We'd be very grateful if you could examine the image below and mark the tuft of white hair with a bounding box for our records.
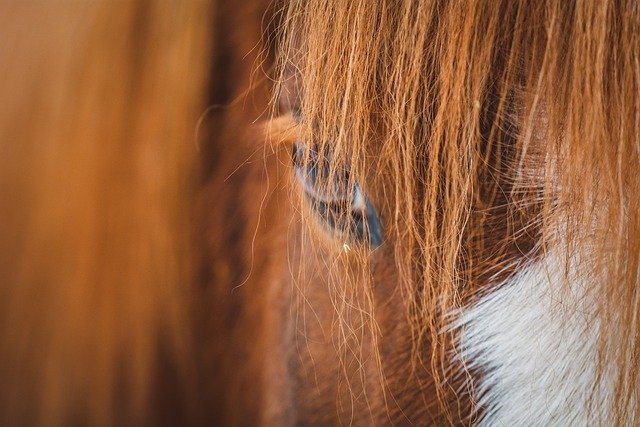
[455,250,629,426]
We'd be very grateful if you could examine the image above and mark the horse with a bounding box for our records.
[1,0,639,425]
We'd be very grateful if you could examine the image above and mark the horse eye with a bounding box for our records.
[292,142,383,248]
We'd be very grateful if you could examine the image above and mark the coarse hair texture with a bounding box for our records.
[2,0,640,425]
[0,2,212,425]
[275,0,640,424]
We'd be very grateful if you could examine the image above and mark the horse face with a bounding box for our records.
[205,44,480,425]
[208,1,640,424]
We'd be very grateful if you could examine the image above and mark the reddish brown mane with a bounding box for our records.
[1,1,639,425]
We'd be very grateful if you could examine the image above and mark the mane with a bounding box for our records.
[276,0,640,423]
[1,0,639,424]
[0,3,212,424]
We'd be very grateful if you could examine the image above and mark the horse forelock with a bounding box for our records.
[273,0,640,424]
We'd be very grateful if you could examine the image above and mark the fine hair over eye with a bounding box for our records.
[0,0,639,426]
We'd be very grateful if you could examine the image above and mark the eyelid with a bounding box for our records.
[292,142,383,248]
[292,143,351,202]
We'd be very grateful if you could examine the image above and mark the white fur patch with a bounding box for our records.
[455,252,621,426]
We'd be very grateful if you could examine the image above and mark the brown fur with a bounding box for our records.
[274,0,640,423]
[1,0,639,425]
[0,2,211,425]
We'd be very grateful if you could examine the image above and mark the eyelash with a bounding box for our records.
[291,142,383,248]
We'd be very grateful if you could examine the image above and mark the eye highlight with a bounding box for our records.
[292,142,383,248]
